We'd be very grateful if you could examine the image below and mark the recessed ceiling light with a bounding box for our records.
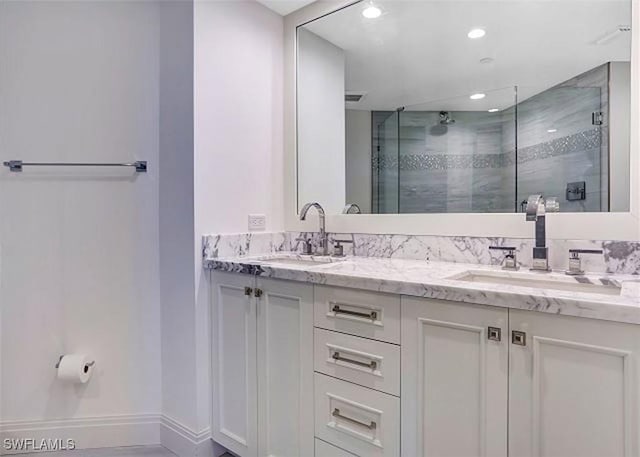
[470,93,486,100]
[468,28,486,39]
[488,108,499,113]
[362,5,382,19]
[547,128,557,133]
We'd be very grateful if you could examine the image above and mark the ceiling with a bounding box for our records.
[302,0,632,111]
[256,0,316,16]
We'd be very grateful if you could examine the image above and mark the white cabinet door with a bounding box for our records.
[401,297,508,457]
[256,278,314,457]
[211,271,258,457]
[509,310,640,457]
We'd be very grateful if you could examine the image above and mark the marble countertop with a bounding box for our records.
[204,253,640,325]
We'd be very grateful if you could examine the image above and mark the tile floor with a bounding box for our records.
[18,445,177,457]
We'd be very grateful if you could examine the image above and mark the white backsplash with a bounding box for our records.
[202,232,288,259]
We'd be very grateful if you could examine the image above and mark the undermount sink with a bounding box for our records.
[256,254,345,267]
[450,270,622,296]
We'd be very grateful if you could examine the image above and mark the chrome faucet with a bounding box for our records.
[299,202,328,255]
[342,203,362,214]
[525,194,559,271]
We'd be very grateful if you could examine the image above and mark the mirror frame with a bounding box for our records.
[284,0,640,240]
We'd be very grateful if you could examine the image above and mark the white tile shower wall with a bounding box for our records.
[203,232,640,275]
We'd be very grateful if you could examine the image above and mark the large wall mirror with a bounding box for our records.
[296,0,632,216]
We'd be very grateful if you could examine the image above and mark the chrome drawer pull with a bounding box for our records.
[332,351,377,370]
[332,408,377,430]
[332,305,377,320]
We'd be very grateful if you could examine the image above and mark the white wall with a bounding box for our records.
[159,0,198,438]
[297,28,346,215]
[0,0,161,445]
[0,0,293,454]
[345,109,372,213]
[195,1,285,236]
[194,0,284,434]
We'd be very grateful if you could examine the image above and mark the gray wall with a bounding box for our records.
[346,109,372,213]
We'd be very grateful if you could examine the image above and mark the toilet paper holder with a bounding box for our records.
[55,355,95,369]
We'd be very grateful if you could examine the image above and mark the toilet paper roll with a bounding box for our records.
[57,354,95,384]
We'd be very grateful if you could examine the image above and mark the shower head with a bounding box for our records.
[439,111,455,125]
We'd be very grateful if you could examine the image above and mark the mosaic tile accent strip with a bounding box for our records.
[516,128,603,165]
[373,128,603,171]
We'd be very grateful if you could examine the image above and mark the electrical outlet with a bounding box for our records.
[248,214,266,232]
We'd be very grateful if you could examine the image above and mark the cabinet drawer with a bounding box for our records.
[314,286,400,344]
[315,439,357,457]
[314,328,400,396]
[314,373,400,457]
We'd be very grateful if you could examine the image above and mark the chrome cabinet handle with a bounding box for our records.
[512,330,527,346]
[332,305,377,320]
[332,408,376,430]
[488,327,502,342]
[332,351,377,370]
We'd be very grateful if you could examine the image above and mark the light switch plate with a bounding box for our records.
[248,214,266,232]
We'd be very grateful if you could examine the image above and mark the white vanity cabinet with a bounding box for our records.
[210,272,314,457]
[401,298,640,457]
[508,309,640,457]
[210,271,640,457]
[313,286,401,457]
[401,297,509,457]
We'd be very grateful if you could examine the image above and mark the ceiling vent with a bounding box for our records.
[345,92,366,103]
[595,26,631,45]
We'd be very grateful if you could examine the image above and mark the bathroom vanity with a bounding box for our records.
[206,253,640,457]
[205,0,640,454]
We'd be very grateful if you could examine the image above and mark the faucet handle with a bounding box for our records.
[332,239,353,257]
[489,246,518,271]
[566,249,603,276]
[295,237,313,255]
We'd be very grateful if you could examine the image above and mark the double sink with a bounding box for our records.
[255,254,622,297]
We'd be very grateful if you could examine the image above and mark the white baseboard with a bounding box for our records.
[0,414,161,455]
[0,415,228,457]
[161,416,212,457]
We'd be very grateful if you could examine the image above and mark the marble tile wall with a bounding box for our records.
[516,64,608,212]
[202,232,288,259]
[202,231,640,275]
[372,64,611,213]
